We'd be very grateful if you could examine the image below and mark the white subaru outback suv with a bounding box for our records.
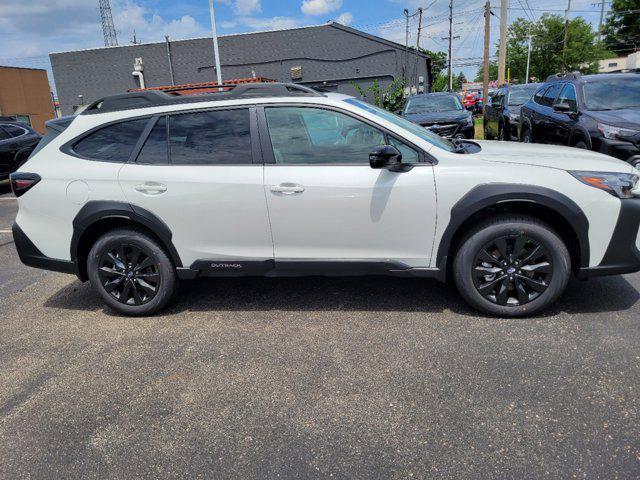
[11,83,640,317]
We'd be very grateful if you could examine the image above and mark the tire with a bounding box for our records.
[574,141,588,149]
[521,127,533,143]
[87,228,177,316]
[453,215,571,317]
[498,123,506,141]
[483,119,493,140]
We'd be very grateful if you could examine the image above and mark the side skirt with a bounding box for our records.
[177,259,444,281]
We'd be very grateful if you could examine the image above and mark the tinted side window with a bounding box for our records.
[265,107,385,164]
[137,117,168,164]
[4,125,26,137]
[169,109,252,165]
[74,118,149,161]
[533,87,547,104]
[541,84,561,107]
[556,84,577,111]
[389,136,420,163]
[0,127,10,140]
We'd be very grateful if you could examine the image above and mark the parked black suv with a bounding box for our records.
[402,92,475,139]
[484,83,541,140]
[0,122,41,180]
[519,72,640,166]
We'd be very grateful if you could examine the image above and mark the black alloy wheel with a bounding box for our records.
[473,234,552,306]
[88,228,177,316]
[98,244,160,306]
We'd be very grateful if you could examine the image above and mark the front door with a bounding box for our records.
[118,107,273,271]
[260,105,437,272]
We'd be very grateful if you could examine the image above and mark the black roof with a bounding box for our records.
[81,82,324,115]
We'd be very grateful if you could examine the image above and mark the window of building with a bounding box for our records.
[73,118,149,161]
[168,109,253,165]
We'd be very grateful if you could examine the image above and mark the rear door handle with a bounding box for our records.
[134,182,167,195]
[270,183,305,194]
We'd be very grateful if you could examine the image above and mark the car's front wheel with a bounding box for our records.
[521,127,533,143]
[87,228,177,316]
[453,216,571,317]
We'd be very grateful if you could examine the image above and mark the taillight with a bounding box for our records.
[10,173,41,197]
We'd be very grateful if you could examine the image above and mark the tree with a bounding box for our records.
[476,15,608,84]
[603,0,640,55]
[456,71,468,88]
[475,62,498,82]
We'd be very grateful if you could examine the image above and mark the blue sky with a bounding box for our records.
[0,0,611,89]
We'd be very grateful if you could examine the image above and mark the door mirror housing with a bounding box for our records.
[553,102,573,113]
[369,145,411,172]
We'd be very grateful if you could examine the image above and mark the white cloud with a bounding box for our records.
[218,0,262,16]
[239,16,303,30]
[335,12,353,26]
[301,0,342,16]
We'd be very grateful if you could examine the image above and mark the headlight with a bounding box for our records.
[570,171,639,198]
[597,123,639,140]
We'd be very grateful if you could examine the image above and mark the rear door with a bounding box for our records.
[118,107,273,271]
[259,105,437,271]
[537,84,562,143]
[0,126,14,176]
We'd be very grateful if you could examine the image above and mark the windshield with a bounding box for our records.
[508,85,538,106]
[404,95,463,114]
[344,98,455,152]
[583,77,640,110]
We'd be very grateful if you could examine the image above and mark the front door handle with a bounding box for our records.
[134,182,167,195]
[270,183,305,194]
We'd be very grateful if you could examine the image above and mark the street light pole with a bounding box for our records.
[525,34,532,83]
[208,0,223,90]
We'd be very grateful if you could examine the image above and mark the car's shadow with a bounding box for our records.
[44,274,639,318]
[0,180,12,195]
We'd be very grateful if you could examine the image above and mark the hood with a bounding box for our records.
[585,108,640,129]
[471,140,635,173]
[404,110,470,125]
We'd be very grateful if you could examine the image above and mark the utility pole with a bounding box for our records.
[448,0,454,91]
[404,9,410,79]
[525,34,532,83]
[562,0,572,69]
[497,0,508,85]
[598,0,606,41]
[416,7,423,88]
[208,0,223,89]
[482,1,491,114]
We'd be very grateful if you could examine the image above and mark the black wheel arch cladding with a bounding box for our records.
[71,201,183,276]
[436,183,591,270]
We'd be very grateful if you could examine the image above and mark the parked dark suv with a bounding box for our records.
[519,72,640,166]
[402,92,474,139]
[484,83,541,140]
[0,122,41,180]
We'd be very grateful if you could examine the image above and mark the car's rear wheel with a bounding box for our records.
[498,123,506,141]
[574,141,588,149]
[483,119,493,140]
[453,215,571,317]
[521,127,533,143]
[87,228,177,316]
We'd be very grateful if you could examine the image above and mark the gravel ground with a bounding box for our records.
[1,186,639,479]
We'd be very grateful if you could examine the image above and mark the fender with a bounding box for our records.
[435,183,591,270]
[71,200,183,267]
[569,127,592,149]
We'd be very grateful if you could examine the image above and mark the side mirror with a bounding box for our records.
[553,102,572,113]
[369,145,411,172]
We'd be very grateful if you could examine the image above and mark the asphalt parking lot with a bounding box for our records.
[1,183,639,479]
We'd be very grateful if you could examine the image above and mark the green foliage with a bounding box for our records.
[431,72,449,92]
[475,62,498,82]
[476,14,609,83]
[603,0,640,55]
[352,77,407,112]
[457,71,468,86]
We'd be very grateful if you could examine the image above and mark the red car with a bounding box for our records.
[463,92,483,113]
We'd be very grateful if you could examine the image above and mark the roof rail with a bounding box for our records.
[81,82,324,115]
[545,71,582,82]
